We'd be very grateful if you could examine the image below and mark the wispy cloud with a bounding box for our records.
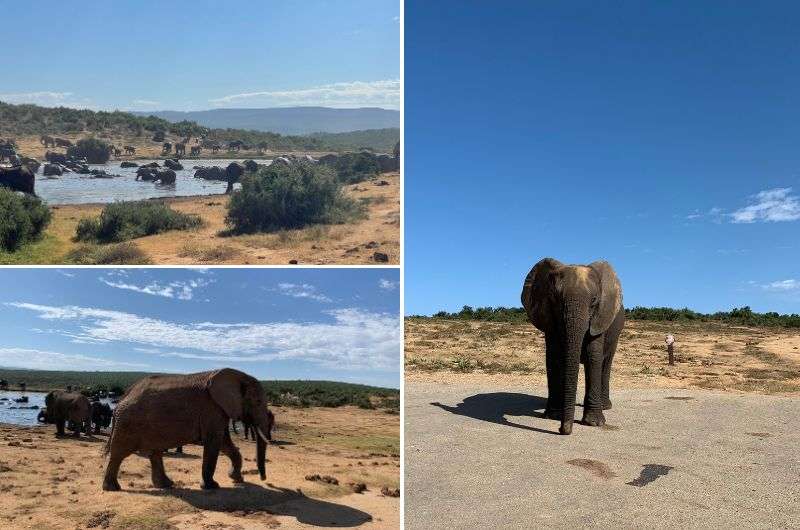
[57,270,76,278]
[6,303,400,371]
[729,188,800,223]
[99,276,213,300]
[275,283,332,303]
[762,279,800,292]
[0,91,95,109]
[379,279,398,290]
[0,347,148,371]
[209,80,400,109]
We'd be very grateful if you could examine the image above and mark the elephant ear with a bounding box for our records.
[521,258,563,332]
[207,369,244,420]
[588,261,622,336]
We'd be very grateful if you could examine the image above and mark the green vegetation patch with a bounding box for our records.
[0,188,52,252]
[225,162,364,234]
[66,137,110,164]
[65,242,151,264]
[74,201,201,243]
[309,128,400,152]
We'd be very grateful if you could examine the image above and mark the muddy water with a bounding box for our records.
[0,390,114,427]
[35,158,270,205]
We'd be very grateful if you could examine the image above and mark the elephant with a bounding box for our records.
[43,163,63,176]
[44,390,91,437]
[40,135,56,148]
[521,258,625,435]
[45,151,68,164]
[163,158,183,171]
[120,161,138,168]
[0,165,36,194]
[0,146,16,162]
[256,141,268,153]
[54,138,73,148]
[136,167,157,181]
[242,159,259,173]
[101,368,275,491]
[90,401,113,433]
[155,169,176,184]
[190,145,201,156]
[162,142,172,154]
[227,140,243,151]
[20,157,41,173]
[225,162,245,194]
[174,143,186,156]
[193,166,225,181]
[124,145,136,155]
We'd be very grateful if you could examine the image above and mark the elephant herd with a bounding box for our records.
[30,368,276,492]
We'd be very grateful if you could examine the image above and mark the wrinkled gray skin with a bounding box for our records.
[44,390,91,437]
[521,258,624,435]
[102,368,275,491]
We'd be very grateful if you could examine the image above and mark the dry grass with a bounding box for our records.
[405,318,800,396]
[0,405,399,529]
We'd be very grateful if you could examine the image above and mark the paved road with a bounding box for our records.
[405,381,800,529]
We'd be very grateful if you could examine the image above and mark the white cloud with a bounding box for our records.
[0,347,148,371]
[57,270,76,278]
[729,188,800,223]
[762,279,800,292]
[276,283,332,303]
[99,277,213,300]
[0,91,96,109]
[209,80,400,109]
[6,303,400,371]
[379,279,398,290]
[131,99,160,107]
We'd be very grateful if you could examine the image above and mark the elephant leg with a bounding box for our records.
[55,418,65,436]
[581,337,606,427]
[149,451,174,489]
[543,333,563,419]
[201,435,222,489]
[601,334,620,411]
[221,429,244,483]
[102,446,129,491]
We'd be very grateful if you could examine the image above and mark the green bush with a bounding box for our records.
[225,162,364,233]
[0,188,52,251]
[74,201,201,243]
[67,137,110,163]
[327,152,381,184]
[66,242,151,264]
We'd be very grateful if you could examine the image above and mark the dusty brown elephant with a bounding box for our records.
[521,258,624,435]
[101,368,275,491]
[44,390,91,437]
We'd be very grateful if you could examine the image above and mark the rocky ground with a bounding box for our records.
[0,405,399,529]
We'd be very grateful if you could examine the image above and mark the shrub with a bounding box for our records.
[74,201,201,243]
[326,152,381,184]
[66,242,151,264]
[66,137,110,164]
[225,162,364,233]
[0,188,52,251]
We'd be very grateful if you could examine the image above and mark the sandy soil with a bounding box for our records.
[0,406,399,529]
[41,171,399,265]
[405,318,800,395]
[13,134,333,161]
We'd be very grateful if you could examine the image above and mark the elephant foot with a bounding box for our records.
[581,409,606,427]
[229,470,244,483]
[201,479,220,490]
[153,477,174,489]
[559,421,573,435]
[102,479,121,492]
[543,407,562,420]
[602,399,612,410]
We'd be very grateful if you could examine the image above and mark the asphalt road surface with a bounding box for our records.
[405,381,800,529]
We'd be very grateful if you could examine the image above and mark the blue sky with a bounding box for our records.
[2,0,399,111]
[406,1,800,316]
[0,268,400,388]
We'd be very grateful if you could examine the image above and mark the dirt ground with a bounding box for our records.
[25,171,399,265]
[13,134,333,161]
[405,318,800,395]
[0,406,399,530]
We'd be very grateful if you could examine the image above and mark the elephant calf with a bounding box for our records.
[521,258,625,435]
[102,368,275,491]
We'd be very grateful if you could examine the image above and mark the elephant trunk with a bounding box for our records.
[560,298,588,435]
[254,410,271,480]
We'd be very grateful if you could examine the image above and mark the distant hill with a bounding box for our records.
[311,128,399,153]
[133,107,400,135]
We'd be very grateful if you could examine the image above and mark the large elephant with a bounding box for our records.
[225,162,245,194]
[90,401,113,433]
[101,368,275,491]
[521,258,624,435]
[44,390,91,437]
[0,165,36,194]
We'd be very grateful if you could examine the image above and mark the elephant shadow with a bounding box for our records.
[431,392,562,435]
[133,482,373,527]
[54,433,104,443]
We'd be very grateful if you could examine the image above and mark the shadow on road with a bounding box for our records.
[131,482,373,527]
[431,392,561,435]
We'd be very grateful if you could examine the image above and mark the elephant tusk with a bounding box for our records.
[256,427,270,444]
